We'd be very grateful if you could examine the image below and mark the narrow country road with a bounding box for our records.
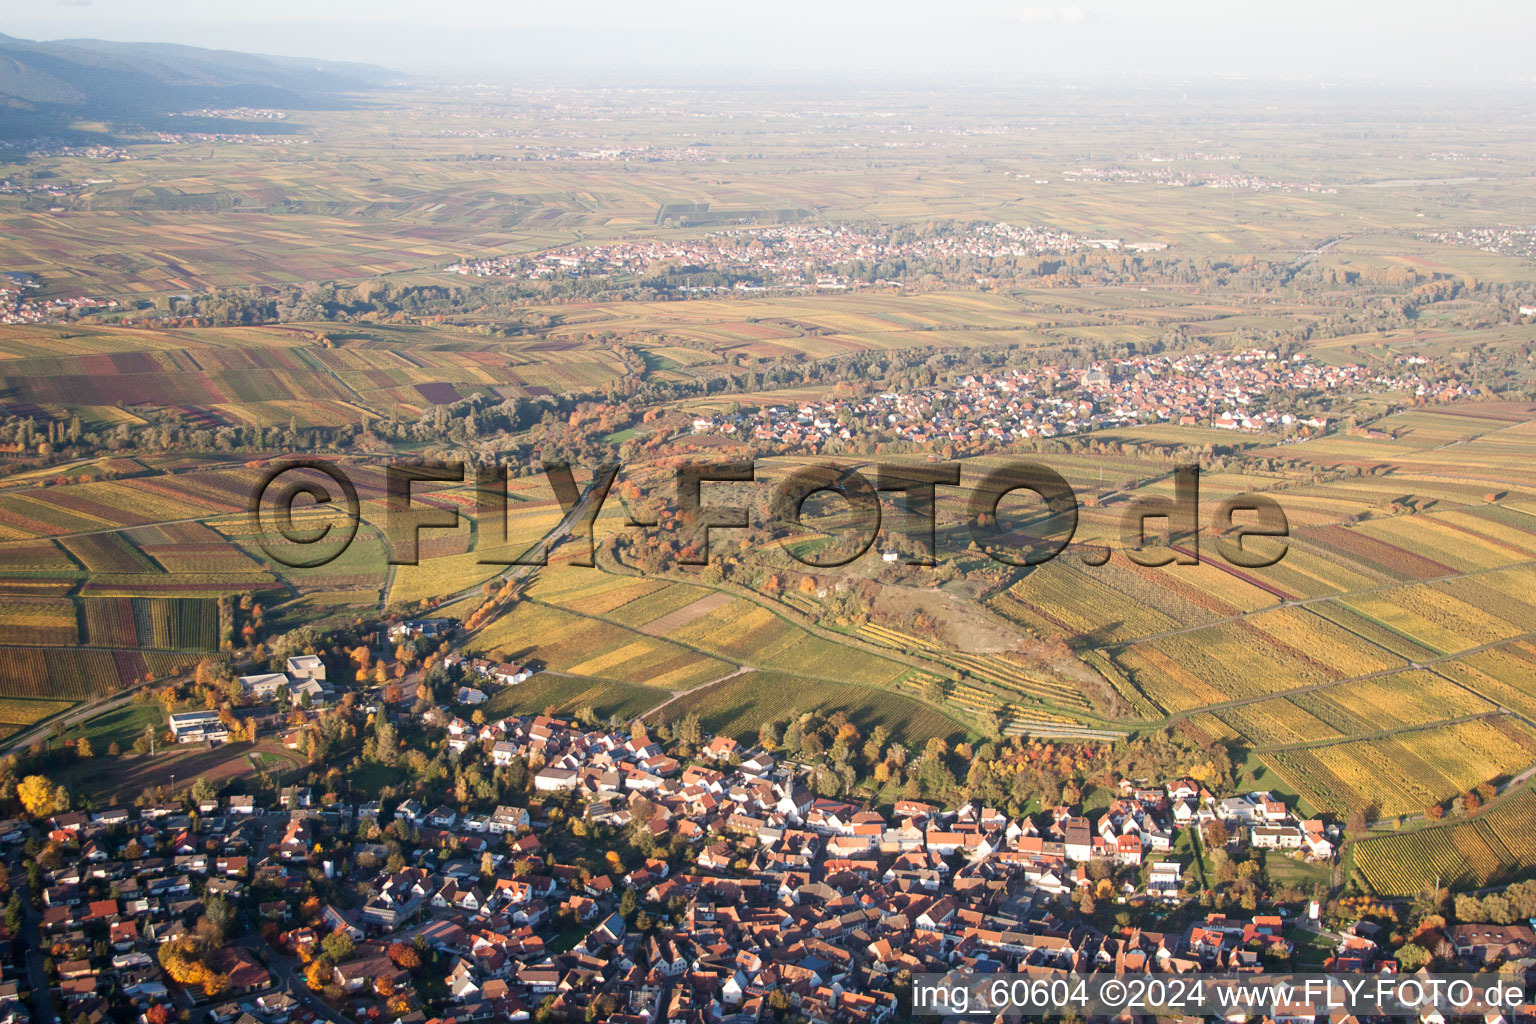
[14,869,58,1024]
[642,665,755,722]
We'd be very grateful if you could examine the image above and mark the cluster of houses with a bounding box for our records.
[0,178,90,199]
[388,619,457,643]
[446,221,1116,291]
[1218,793,1338,860]
[250,713,1354,1022]
[8,800,273,1024]
[0,283,118,325]
[1061,163,1337,194]
[0,704,1428,1024]
[691,351,1468,448]
[441,655,534,706]
[1425,226,1536,264]
[426,137,714,163]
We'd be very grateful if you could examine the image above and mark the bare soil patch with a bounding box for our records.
[638,591,734,636]
[873,584,1026,653]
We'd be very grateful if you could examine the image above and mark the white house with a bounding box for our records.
[1251,825,1304,850]
[1301,820,1335,859]
[488,806,530,834]
[238,672,288,700]
[1148,860,1182,896]
[490,663,532,685]
[534,768,579,792]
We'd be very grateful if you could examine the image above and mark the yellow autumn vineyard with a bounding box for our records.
[1356,790,1536,895]
[1262,717,1536,817]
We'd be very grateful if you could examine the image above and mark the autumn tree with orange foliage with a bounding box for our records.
[304,960,331,991]
[386,941,421,970]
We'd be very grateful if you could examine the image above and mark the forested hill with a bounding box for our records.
[0,33,398,136]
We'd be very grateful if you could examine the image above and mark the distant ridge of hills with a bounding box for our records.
[0,33,400,135]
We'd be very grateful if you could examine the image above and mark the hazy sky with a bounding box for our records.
[5,0,1534,86]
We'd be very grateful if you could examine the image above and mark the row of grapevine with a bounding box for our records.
[83,598,218,650]
[1355,790,1536,895]
[858,622,1093,711]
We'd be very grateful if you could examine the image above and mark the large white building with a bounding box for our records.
[169,710,228,744]
[286,655,326,683]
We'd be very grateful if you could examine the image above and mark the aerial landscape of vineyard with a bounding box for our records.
[5,32,1536,976]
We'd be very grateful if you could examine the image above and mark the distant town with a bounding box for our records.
[447,223,1169,292]
[1425,226,1536,263]
[0,280,117,325]
[1055,166,1338,194]
[690,351,1471,448]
